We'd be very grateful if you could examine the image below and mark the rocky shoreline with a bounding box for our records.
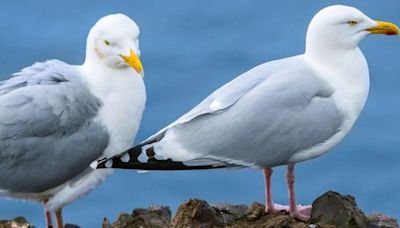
[1,191,398,228]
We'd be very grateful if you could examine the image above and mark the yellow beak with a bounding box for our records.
[366,20,400,35]
[120,49,144,77]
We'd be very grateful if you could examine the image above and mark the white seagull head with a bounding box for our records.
[85,13,143,75]
[306,5,399,53]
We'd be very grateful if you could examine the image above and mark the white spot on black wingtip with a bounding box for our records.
[90,161,98,169]
[105,160,113,168]
[153,145,167,160]
[137,152,149,163]
[154,153,166,160]
[120,153,130,163]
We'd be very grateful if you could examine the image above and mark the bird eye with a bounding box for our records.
[104,40,111,46]
[348,21,358,26]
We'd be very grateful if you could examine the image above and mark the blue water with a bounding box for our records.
[0,0,399,227]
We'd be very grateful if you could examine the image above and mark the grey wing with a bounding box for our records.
[165,70,345,167]
[98,56,344,170]
[0,60,109,193]
[145,61,274,142]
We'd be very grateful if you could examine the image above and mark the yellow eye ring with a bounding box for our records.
[348,21,358,26]
[104,40,111,46]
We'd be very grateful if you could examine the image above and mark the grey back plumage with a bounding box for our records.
[145,58,279,143]
[0,60,109,193]
[129,56,345,169]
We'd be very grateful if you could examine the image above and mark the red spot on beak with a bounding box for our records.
[386,31,398,36]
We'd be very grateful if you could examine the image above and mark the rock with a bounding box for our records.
[111,213,131,228]
[112,205,171,228]
[130,205,171,228]
[228,202,308,228]
[172,199,224,228]
[310,191,368,228]
[213,203,248,224]
[367,213,399,228]
[102,217,112,228]
[172,200,311,228]
[243,202,266,221]
[0,217,34,228]
[110,191,397,228]
[6,190,398,228]
[0,217,81,228]
[64,224,81,228]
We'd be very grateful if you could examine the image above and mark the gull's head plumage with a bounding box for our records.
[306,5,399,53]
[85,13,143,74]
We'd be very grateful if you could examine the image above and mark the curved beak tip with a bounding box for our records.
[367,20,400,36]
[120,49,144,75]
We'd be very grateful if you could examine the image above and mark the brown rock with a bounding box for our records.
[0,217,34,228]
[367,213,399,228]
[112,205,171,228]
[102,217,112,228]
[111,213,133,228]
[172,199,224,228]
[213,203,248,224]
[64,224,80,228]
[5,190,386,228]
[228,202,308,228]
[310,191,368,228]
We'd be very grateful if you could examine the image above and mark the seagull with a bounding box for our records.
[0,14,145,228]
[95,5,399,221]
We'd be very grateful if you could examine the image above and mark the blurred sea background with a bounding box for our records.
[0,0,399,227]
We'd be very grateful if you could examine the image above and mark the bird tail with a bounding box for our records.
[92,141,228,170]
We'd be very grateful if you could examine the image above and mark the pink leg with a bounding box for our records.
[286,164,312,221]
[263,168,289,213]
[43,200,53,228]
[263,168,275,212]
[55,208,63,228]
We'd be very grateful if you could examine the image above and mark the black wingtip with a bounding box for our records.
[95,143,143,169]
[95,144,228,171]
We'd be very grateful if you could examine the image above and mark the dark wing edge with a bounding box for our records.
[94,132,229,170]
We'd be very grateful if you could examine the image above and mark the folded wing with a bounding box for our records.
[0,60,109,193]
